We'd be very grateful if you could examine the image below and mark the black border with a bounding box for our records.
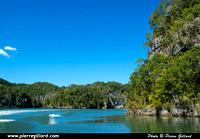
[0,133,200,139]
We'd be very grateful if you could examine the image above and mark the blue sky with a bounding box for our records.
[0,0,160,87]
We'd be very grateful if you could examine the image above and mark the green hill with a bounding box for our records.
[0,79,128,109]
[127,0,200,117]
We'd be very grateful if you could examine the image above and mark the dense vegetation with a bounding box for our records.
[0,79,128,109]
[127,0,200,116]
[127,46,200,116]
[144,0,200,57]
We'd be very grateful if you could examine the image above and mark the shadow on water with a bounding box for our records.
[69,115,126,124]
[0,121,33,133]
[69,114,200,133]
[124,115,200,133]
[22,114,50,125]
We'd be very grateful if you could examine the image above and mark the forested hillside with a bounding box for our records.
[0,78,128,109]
[127,0,200,117]
[144,0,200,57]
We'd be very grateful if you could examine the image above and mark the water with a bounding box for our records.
[0,108,199,133]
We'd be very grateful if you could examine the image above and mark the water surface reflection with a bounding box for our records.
[0,108,199,133]
[125,115,200,133]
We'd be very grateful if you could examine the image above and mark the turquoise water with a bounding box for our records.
[0,108,199,133]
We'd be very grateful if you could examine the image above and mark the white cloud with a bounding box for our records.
[4,46,17,51]
[0,49,10,58]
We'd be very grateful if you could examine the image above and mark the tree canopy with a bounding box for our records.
[127,46,200,116]
[127,0,200,116]
[0,79,128,109]
[144,0,200,57]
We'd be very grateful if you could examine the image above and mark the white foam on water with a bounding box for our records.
[0,109,52,116]
[48,117,57,125]
[49,114,61,117]
[0,119,15,122]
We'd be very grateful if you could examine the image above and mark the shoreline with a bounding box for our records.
[0,106,124,110]
[126,110,200,118]
[1,106,200,118]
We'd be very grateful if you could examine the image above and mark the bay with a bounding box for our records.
[0,108,199,133]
